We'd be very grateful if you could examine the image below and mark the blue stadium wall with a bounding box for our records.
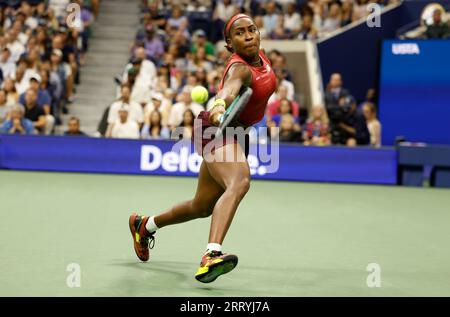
[0,135,398,185]
[316,0,450,102]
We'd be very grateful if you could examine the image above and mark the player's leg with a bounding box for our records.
[153,160,225,227]
[195,142,250,283]
[129,160,224,262]
[205,143,250,245]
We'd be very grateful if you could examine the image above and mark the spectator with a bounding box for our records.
[108,85,144,128]
[271,68,295,102]
[64,116,87,136]
[187,47,214,73]
[23,89,47,134]
[270,113,301,143]
[352,0,369,21]
[123,46,157,93]
[321,2,342,34]
[269,98,301,127]
[52,33,77,103]
[19,75,52,119]
[213,0,239,42]
[122,59,153,105]
[107,105,140,139]
[358,88,377,111]
[146,1,167,31]
[341,1,354,26]
[13,57,39,95]
[143,24,164,62]
[3,78,19,106]
[0,104,34,135]
[330,96,370,146]
[283,2,301,38]
[141,110,171,140]
[425,9,450,39]
[76,0,94,65]
[324,73,350,110]
[362,102,381,147]
[168,86,204,130]
[0,48,16,79]
[166,5,190,39]
[0,90,12,124]
[177,109,195,139]
[6,29,25,63]
[267,86,300,117]
[303,0,324,30]
[26,74,55,130]
[50,48,71,110]
[144,92,171,127]
[297,14,318,40]
[190,29,216,62]
[264,1,280,36]
[253,15,268,39]
[41,59,64,118]
[303,105,330,146]
[48,0,70,19]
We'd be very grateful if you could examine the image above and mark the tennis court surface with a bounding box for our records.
[1,170,449,296]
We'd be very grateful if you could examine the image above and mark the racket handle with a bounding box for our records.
[218,114,224,124]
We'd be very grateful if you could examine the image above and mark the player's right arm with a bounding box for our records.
[209,63,252,126]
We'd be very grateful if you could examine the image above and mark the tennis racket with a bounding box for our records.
[215,86,253,138]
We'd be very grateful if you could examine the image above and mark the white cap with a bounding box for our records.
[119,104,130,112]
[151,92,164,102]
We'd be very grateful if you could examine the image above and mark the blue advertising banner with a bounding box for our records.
[0,135,397,184]
[379,40,450,146]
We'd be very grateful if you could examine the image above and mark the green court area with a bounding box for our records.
[1,170,449,296]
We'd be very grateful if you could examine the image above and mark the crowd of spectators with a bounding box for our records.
[423,9,450,39]
[97,0,383,147]
[0,0,97,136]
[0,0,386,147]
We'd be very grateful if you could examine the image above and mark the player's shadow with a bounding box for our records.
[111,260,189,281]
[109,259,237,295]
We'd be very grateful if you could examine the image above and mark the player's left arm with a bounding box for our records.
[209,63,252,126]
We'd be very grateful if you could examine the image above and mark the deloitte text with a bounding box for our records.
[140,144,278,176]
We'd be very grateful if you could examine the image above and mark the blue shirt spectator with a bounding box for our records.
[263,2,280,35]
[0,104,35,135]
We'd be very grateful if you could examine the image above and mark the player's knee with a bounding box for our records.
[192,201,213,218]
[229,177,250,198]
[198,208,213,218]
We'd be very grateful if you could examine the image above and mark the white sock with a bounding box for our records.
[206,243,222,253]
[145,216,158,234]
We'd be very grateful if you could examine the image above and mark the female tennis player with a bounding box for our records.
[129,13,277,283]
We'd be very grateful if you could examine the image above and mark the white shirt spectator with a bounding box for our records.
[214,0,237,21]
[7,40,25,63]
[280,79,295,101]
[108,100,144,124]
[13,69,40,95]
[25,16,38,30]
[18,32,29,46]
[122,60,157,91]
[284,12,301,32]
[48,0,70,19]
[321,17,341,33]
[168,101,203,127]
[267,79,295,104]
[110,119,140,139]
[0,60,16,79]
[144,99,171,117]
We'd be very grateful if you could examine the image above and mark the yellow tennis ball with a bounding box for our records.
[191,86,209,104]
